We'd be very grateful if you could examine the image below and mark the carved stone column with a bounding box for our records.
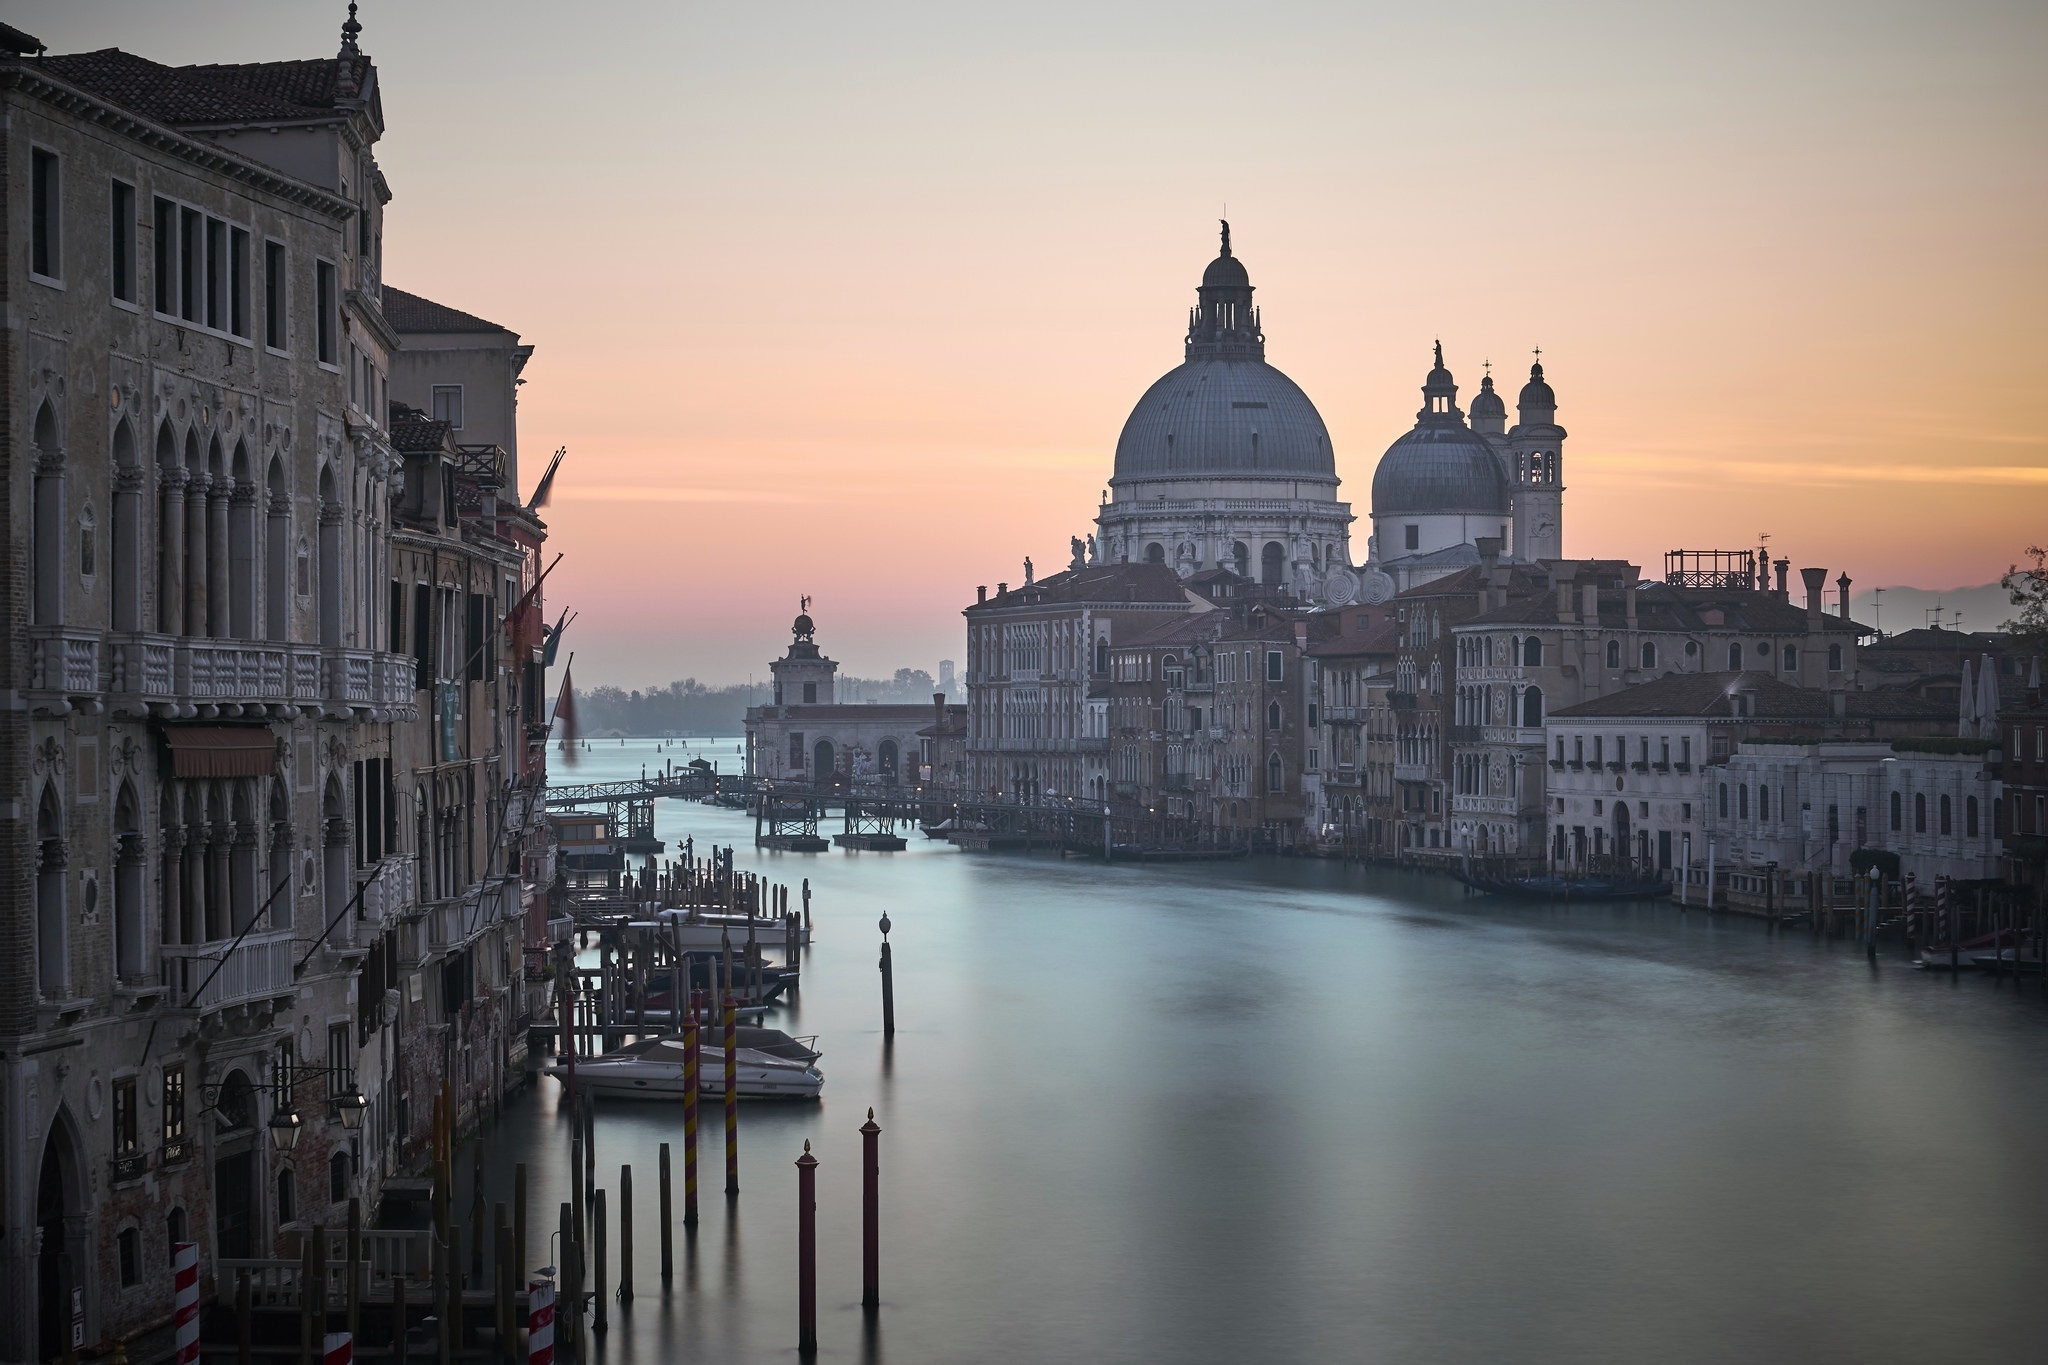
[159,467,188,635]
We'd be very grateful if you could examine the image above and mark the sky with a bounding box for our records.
[23,1,2047,686]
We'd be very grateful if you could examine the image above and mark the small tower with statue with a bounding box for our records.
[770,598,839,706]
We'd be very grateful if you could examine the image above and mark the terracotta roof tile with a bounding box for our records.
[382,286,509,334]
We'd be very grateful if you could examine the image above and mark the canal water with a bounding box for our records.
[465,738,2048,1364]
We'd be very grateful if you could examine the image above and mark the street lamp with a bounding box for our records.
[335,1087,368,1131]
[269,1105,304,1151]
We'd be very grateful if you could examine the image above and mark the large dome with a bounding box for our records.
[1111,222,1335,484]
[1113,359,1336,481]
[1371,424,1508,515]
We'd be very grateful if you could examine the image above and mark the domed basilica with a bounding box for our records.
[1090,225,1566,601]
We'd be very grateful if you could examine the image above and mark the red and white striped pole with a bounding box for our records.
[528,1277,556,1365]
[323,1332,353,1365]
[172,1241,200,1365]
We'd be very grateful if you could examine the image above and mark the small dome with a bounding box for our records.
[1469,374,1506,420]
[792,613,815,641]
[1202,252,1250,288]
[1519,361,1556,410]
[1371,424,1510,516]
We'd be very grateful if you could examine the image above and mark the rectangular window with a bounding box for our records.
[467,592,487,681]
[179,206,202,321]
[110,180,136,302]
[265,240,288,348]
[413,582,433,691]
[229,226,250,336]
[162,1063,186,1148]
[114,1077,138,1154]
[389,580,405,653]
[431,385,464,429]
[1404,524,1420,551]
[316,259,338,364]
[30,147,59,280]
[327,1023,352,1099]
[1266,650,1283,682]
[205,218,227,329]
[154,197,177,313]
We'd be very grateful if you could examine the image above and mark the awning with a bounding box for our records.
[163,726,277,779]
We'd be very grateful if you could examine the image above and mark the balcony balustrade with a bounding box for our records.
[80,633,421,720]
[161,925,296,1012]
[27,627,102,704]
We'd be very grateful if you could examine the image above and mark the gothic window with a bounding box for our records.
[1521,687,1543,728]
[1640,641,1656,669]
[1605,640,1621,670]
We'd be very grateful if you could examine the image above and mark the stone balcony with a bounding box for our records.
[161,925,296,1013]
[23,626,418,720]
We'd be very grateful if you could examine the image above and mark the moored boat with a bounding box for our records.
[544,1034,823,1099]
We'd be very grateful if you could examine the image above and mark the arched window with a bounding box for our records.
[1727,643,1742,670]
[1738,785,1749,819]
[31,401,63,626]
[114,783,145,980]
[1782,645,1798,671]
[1093,637,1108,674]
[1759,785,1770,821]
[1521,687,1543,728]
[1267,701,1282,732]
[316,466,341,646]
[1914,792,1926,833]
[329,1149,352,1204]
[1890,791,1901,831]
[1231,542,1249,577]
[1966,795,1979,838]
[229,440,255,638]
[1939,794,1952,835]
[1261,541,1286,586]
[1641,642,1657,669]
[1606,640,1621,670]
[1266,752,1283,794]
[1718,783,1729,817]
[265,456,289,640]
[107,422,144,634]
[1523,636,1542,667]
[277,1167,296,1227]
[1144,542,1165,564]
[878,739,899,783]
[35,785,66,998]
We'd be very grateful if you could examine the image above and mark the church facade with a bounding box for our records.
[1087,226,1568,607]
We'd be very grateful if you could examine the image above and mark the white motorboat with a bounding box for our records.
[640,910,810,951]
[544,1034,823,1100]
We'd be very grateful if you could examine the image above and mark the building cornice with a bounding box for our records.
[0,61,357,220]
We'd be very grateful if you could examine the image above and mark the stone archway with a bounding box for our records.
[37,1111,87,1363]
[812,740,834,785]
[878,739,899,784]
[1612,801,1632,866]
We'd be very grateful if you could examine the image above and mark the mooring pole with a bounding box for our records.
[658,1143,674,1280]
[878,914,896,1038]
[796,1141,818,1356]
[724,991,740,1195]
[683,1011,700,1224]
[861,1108,881,1309]
[617,1166,634,1302]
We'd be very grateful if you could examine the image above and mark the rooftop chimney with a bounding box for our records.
[1773,558,1790,598]
[1800,566,1826,625]
[997,582,1008,597]
[1836,572,1852,619]
[977,585,987,604]
[1623,565,1640,624]
[1555,572,1576,624]
[934,692,946,732]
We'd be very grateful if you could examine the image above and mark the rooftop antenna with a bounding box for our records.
[1872,586,1883,637]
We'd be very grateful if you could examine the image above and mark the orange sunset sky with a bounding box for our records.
[26,0,2047,686]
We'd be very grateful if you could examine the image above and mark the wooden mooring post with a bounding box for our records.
[618,1166,634,1302]
[658,1143,674,1280]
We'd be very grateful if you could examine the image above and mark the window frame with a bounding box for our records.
[264,238,291,352]
[30,144,64,286]
[430,384,465,430]
[315,257,341,368]
[147,193,256,343]
[110,178,139,307]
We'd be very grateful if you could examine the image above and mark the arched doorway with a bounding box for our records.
[213,1070,256,1258]
[38,1116,85,1363]
[878,739,899,784]
[1612,801,1631,867]
[812,740,834,785]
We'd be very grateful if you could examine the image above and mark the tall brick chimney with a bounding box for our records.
[1800,567,1826,625]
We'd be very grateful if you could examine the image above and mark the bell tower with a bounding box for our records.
[1507,357,1566,561]
[769,599,838,707]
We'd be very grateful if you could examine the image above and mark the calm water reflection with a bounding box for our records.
[466,739,2048,1364]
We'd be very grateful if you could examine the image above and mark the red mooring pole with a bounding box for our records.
[724,991,740,1194]
[796,1141,818,1355]
[860,1108,881,1309]
[682,1000,699,1224]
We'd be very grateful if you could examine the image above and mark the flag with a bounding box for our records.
[504,553,563,660]
[553,660,580,767]
[528,446,567,509]
[542,608,574,668]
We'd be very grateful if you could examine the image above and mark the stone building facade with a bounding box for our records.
[0,21,551,1362]
[744,612,953,786]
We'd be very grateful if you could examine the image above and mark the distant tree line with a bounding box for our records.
[574,669,941,735]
